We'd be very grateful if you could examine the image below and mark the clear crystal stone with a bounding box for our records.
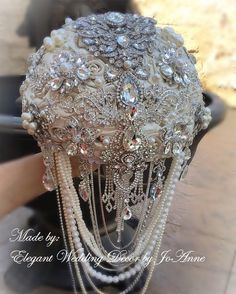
[173,74,182,84]
[133,42,146,50]
[173,142,181,155]
[50,78,64,91]
[79,143,88,155]
[123,127,141,151]
[105,45,116,53]
[183,74,190,84]
[79,183,90,201]
[106,70,117,80]
[43,172,55,191]
[83,38,95,45]
[76,65,90,80]
[120,76,139,106]
[123,206,132,220]
[76,57,84,67]
[117,35,129,48]
[160,64,173,77]
[136,68,148,79]
[164,142,171,155]
[106,12,125,24]
[65,143,78,156]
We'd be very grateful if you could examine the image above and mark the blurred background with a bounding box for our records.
[0,1,235,294]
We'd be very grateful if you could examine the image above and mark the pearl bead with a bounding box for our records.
[54,34,64,45]
[22,120,29,129]
[113,276,119,283]
[119,273,125,281]
[65,17,73,24]
[43,37,54,50]
[124,272,131,279]
[103,137,110,145]
[28,129,35,135]
[21,112,33,121]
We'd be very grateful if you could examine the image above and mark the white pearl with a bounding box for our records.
[130,268,136,276]
[54,34,64,45]
[65,17,73,24]
[103,137,110,145]
[50,30,57,38]
[119,273,126,281]
[124,272,131,279]
[135,264,141,271]
[22,120,29,129]
[43,37,54,50]
[113,276,119,283]
[27,129,35,135]
[21,112,33,122]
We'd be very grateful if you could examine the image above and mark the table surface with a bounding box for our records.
[0,109,235,294]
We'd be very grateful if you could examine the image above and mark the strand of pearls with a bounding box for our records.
[55,186,78,294]
[59,153,179,268]
[55,152,87,294]
[55,151,184,293]
[140,153,185,294]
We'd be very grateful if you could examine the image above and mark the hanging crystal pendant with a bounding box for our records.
[119,75,140,106]
[43,171,56,191]
[123,127,141,151]
[123,206,132,220]
[79,181,90,201]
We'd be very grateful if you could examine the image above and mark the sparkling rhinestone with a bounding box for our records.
[129,107,138,120]
[183,74,191,84]
[120,76,140,106]
[123,206,132,220]
[117,35,129,48]
[136,68,149,79]
[106,70,118,80]
[82,38,95,45]
[105,45,116,53]
[76,65,90,80]
[79,143,88,155]
[133,42,146,51]
[79,184,90,201]
[173,74,182,84]
[64,80,74,91]
[106,12,125,24]
[43,173,55,192]
[160,64,173,77]
[164,142,171,155]
[150,184,157,200]
[106,202,113,213]
[173,143,181,155]
[123,127,141,151]
[76,57,84,67]
[65,143,78,156]
[124,60,133,69]
[60,62,73,73]
[50,78,64,91]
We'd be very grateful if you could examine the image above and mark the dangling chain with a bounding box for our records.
[54,151,184,293]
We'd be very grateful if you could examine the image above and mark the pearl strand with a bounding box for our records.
[60,153,177,270]
[140,153,184,294]
[55,152,87,294]
[56,151,184,290]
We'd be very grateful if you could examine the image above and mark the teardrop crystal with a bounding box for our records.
[50,78,64,91]
[123,206,132,220]
[123,127,141,151]
[120,76,140,106]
